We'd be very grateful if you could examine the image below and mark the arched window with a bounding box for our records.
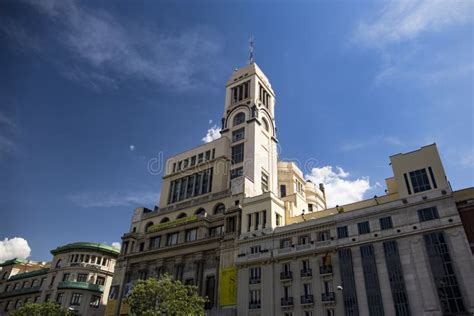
[160,217,170,223]
[195,208,206,216]
[177,213,187,219]
[213,203,226,215]
[145,221,154,232]
[233,112,245,126]
[262,117,269,132]
[55,259,62,268]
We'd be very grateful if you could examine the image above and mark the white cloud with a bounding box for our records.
[67,191,158,208]
[129,145,135,152]
[353,0,473,48]
[18,0,222,91]
[305,166,374,208]
[0,237,31,262]
[111,242,121,250]
[202,125,221,143]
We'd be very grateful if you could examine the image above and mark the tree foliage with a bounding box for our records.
[127,274,206,316]
[11,302,77,316]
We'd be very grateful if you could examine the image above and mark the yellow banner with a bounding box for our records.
[147,215,198,233]
[219,267,237,306]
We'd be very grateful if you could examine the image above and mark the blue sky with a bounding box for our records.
[0,0,472,262]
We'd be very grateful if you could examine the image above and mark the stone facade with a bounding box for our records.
[0,242,119,316]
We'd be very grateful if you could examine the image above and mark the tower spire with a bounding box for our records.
[248,35,254,65]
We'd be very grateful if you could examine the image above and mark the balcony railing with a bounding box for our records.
[249,278,261,284]
[300,268,312,277]
[57,281,104,293]
[280,271,292,280]
[0,286,42,298]
[301,295,314,305]
[248,302,261,309]
[281,297,294,306]
[321,292,336,302]
[319,265,333,275]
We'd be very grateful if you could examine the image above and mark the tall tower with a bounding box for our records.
[220,63,278,199]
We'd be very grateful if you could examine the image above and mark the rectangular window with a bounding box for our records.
[318,230,330,241]
[249,267,261,282]
[166,232,179,246]
[308,203,313,212]
[261,171,269,192]
[205,150,211,161]
[168,168,213,204]
[62,273,70,282]
[379,216,393,230]
[262,210,267,229]
[77,274,88,282]
[383,241,411,316]
[254,212,259,230]
[247,214,251,232]
[358,221,370,234]
[232,128,245,142]
[231,143,244,164]
[360,245,384,315]
[90,295,101,308]
[197,153,204,164]
[186,228,198,242]
[428,167,437,189]
[409,168,431,193]
[298,235,310,245]
[418,207,439,222]
[337,226,349,239]
[276,214,282,226]
[227,216,236,232]
[280,238,292,248]
[230,167,243,180]
[190,156,196,166]
[70,293,82,306]
[280,184,287,197]
[183,159,188,169]
[232,81,250,104]
[209,225,224,237]
[302,259,310,271]
[96,276,105,286]
[424,232,465,314]
[56,293,64,304]
[403,173,412,195]
[303,283,312,296]
[149,236,161,249]
[249,289,261,307]
[338,249,359,316]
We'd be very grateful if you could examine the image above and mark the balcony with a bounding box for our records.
[249,278,261,285]
[300,295,314,305]
[319,265,333,275]
[281,297,294,307]
[300,268,312,277]
[57,281,104,293]
[0,286,42,298]
[321,292,336,302]
[280,271,292,280]
[248,302,261,309]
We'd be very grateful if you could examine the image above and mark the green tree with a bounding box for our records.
[127,274,206,316]
[11,301,77,316]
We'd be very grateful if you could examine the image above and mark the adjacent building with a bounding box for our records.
[108,61,474,316]
[0,242,119,315]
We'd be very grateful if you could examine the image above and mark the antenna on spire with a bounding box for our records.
[248,35,255,65]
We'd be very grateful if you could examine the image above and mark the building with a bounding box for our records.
[108,62,326,316]
[108,61,474,316]
[0,242,119,315]
[237,144,474,316]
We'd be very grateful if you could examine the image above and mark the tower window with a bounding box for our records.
[262,118,269,132]
[231,144,244,164]
[233,112,246,126]
[232,128,245,142]
[409,168,431,193]
[231,80,250,104]
[280,185,287,197]
[259,83,271,107]
[261,171,269,192]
